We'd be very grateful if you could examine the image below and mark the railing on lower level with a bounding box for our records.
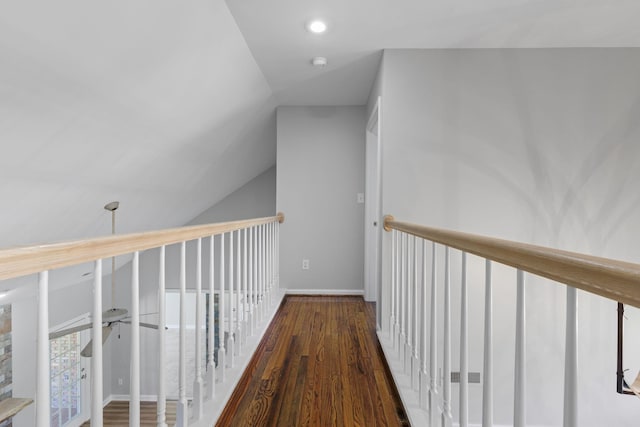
[0,213,284,427]
[381,215,640,427]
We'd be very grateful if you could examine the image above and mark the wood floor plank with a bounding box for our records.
[216,296,408,426]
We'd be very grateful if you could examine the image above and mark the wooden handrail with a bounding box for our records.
[0,213,284,282]
[383,215,640,308]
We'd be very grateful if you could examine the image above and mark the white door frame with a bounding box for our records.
[364,97,382,307]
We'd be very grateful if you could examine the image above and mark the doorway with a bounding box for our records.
[364,97,382,323]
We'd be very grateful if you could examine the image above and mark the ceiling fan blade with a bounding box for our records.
[80,326,113,358]
[49,323,93,340]
[120,320,161,330]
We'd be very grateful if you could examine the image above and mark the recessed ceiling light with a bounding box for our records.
[312,57,328,67]
[307,20,327,34]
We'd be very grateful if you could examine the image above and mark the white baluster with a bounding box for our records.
[429,242,438,425]
[276,221,280,289]
[228,231,235,367]
[390,230,396,340]
[177,243,188,426]
[36,271,50,427]
[405,235,413,374]
[206,237,216,399]
[261,224,266,317]
[193,239,203,420]
[399,232,406,362]
[420,239,428,409]
[130,251,141,427]
[395,231,401,351]
[248,227,255,334]
[482,260,493,427]
[243,227,248,344]
[460,252,468,427]
[442,246,452,427]
[564,287,578,427]
[514,270,526,427]
[256,225,264,321]
[218,233,226,381]
[413,236,420,390]
[235,230,241,355]
[92,260,104,427]
[263,224,268,308]
[157,247,167,427]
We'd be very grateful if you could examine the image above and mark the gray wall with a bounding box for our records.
[276,106,365,293]
[109,167,276,396]
[373,48,640,426]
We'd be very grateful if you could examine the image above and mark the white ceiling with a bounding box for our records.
[227,0,640,105]
[2,0,640,296]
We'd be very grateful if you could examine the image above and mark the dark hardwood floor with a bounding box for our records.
[217,295,409,426]
[80,400,176,426]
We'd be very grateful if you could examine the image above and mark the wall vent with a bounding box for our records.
[451,372,481,383]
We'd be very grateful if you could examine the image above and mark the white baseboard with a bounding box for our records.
[106,394,160,402]
[285,288,364,296]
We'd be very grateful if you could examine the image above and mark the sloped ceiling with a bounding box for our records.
[0,0,276,251]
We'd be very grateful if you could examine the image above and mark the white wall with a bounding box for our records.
[109,167,276,396]
[276,106,365,293]
[373,48,640,426]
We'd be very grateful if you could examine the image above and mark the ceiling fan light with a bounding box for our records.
[307,20,327,34]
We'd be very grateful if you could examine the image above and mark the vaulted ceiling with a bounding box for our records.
[2,0,639,253]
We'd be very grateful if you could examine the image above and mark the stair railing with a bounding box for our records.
[382,215,640,427]
[0,213,284,427]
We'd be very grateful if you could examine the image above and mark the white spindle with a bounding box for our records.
[218,233,226,381]
[395,231,401,350]
[413,236,420,390]
[243,227,248,344]
[257,226,262,322]
[206,237,215,399]
[482,259,493,427]
[420,239,428,409]
[235,230,241,355]
[177,243,188,426]
[442,246,452,427]
[564,287,578,427]
[390,230,396,340]
[157,247,167,427]
[228,231,235,367]
[249,227,255,334]
[275,222,280,289]
[429,242,438,425]
[261,224,266,315]
[130,251,141,427]
[36,271,50,427]
[263,224,268,307]
[514,269,526,427]
[266,223,270,307]
[193,239,203,420]
[460,252,469,427]
[406,235,413,374]
[400,233,406,362]
[91,260,104,427]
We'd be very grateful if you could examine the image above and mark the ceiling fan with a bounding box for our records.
[48,201,161,357]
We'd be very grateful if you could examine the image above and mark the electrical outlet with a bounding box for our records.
[118,378,123,386]
[302,259,310,270]
[357,193,365,203]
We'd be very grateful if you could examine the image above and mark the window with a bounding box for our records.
[50,316,88,427]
